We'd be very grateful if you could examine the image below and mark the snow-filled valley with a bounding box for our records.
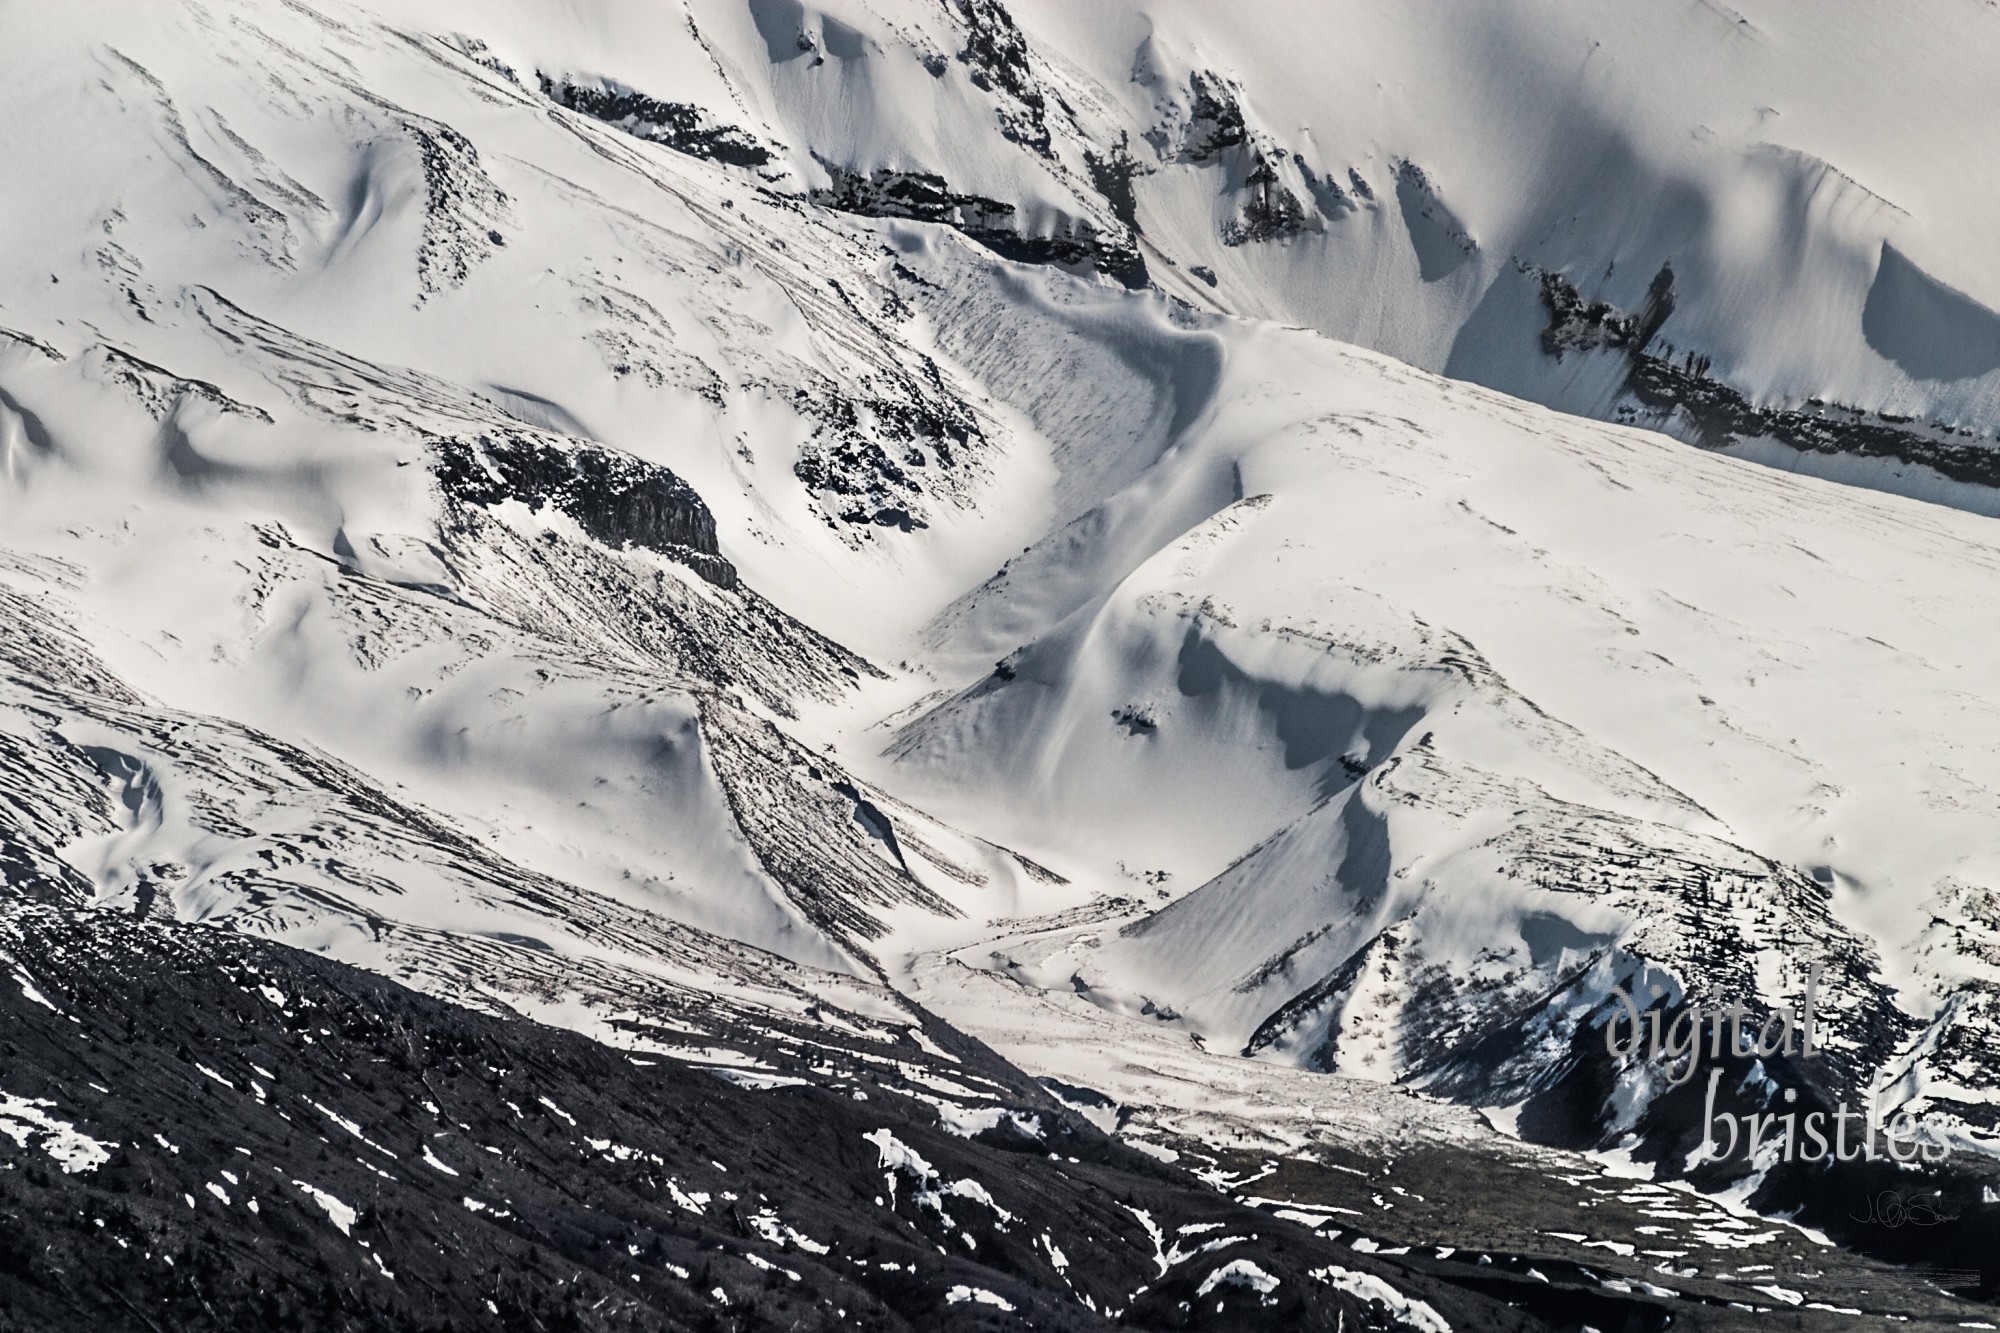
[5,0,2000,1327]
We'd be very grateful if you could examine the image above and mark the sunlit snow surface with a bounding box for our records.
[3,0,2000,1260]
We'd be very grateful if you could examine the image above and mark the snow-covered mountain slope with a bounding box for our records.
[392,0,2000,502]
[0,0,1112,1146]
[5,0,2000,1319]
[869,246,2000,1156]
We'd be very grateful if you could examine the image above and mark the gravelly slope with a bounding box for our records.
[0,898,1569,1333]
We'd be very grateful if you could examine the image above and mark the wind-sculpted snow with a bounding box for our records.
[6,0,2000,1319]
[876,253,2000,1250]
[0,0,1045,990]
[410,0,2000,505]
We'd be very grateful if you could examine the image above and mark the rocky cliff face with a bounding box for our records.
[539,74,776,169]
[434,432,736,586]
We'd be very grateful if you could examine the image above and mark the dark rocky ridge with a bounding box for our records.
[1084,138,1145,234]
[810,164,1146,291]
[1537,266,2000,487]
[1537,264,1677,362]
[784,356,987,534]
[399,116,509,303]
[1511,997,2000,1296]
[433,432,738,587]
[1181,73,1248,165]
[0,896,1573,1333]
[88,346,275,424]
[536,55,1144,292]
[948,0,1052,157]
[1184,1135,2000,1327]
[1204,730,2000,1297]
[1221,152,1308,247]
[1178,73,1319,247]
[538,75,774,169]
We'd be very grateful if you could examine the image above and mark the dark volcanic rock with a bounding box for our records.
[1084,137,1145,233]
[1177,75,1316,248]
[1186,1137,1999,1328]
[948,0,1051,156]
[1221,152,1307,246]
[784,358,986,535]
[810,164,1147,290]
[538,75,774,169]
[1515,1002,2000,1297]
[810,165,1015,232]
[1183,72,1248,164]
[401,117,509,302]
[1538,263,1675,362]
[0,896,1559,1332]
[433,432,737,587]
[1537,265,2000,486]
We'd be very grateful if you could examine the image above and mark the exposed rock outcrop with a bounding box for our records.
[1537,265,2000,486]
[433,432,737,586]
[810,163,1147,290]
[538,74,775,168]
